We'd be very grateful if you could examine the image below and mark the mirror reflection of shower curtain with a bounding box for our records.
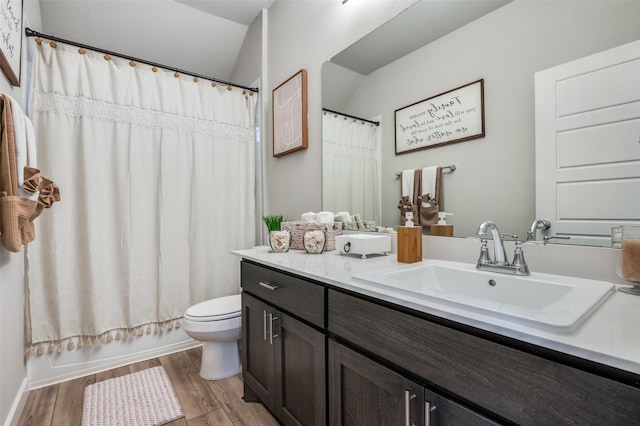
[322,113,381,225]
[25,39,257,351]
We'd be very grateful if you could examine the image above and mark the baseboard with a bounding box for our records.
[3,377,29,426]
[28,340,201,390]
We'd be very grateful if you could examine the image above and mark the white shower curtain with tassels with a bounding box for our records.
[26,39,257,351]
[322,113,380,225]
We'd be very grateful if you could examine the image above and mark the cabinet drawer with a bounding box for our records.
[328,289,640,425]
[241,261,325,328]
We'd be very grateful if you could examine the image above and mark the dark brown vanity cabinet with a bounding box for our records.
[328,289,640,426]
[241,259,640,425]
[329,339,497,426]
[241,261,326,426]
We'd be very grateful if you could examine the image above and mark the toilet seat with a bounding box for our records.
[184,294,241,322]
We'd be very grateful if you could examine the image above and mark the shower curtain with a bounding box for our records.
[25,39,257,353]
[322,112,380,225]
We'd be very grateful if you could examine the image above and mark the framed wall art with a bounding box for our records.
[272,69,307,157]
[395,79,484,155]
[0,0,23,86]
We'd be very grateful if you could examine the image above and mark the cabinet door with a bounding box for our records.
[274,312,326,426]
[329,339,423,426]
[242,293,275,409]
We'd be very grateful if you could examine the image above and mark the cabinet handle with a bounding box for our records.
[424,401,431,426]
[269,315,279,344]
[259,281,278,291]
[404,390,416,426]
[263,310,268,341]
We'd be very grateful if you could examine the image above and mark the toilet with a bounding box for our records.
[182,294,242,380]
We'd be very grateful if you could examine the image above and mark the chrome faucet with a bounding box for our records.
[527,219,551,241]
[475,221,530,276]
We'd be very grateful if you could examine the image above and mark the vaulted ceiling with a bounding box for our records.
[38,0,274,82]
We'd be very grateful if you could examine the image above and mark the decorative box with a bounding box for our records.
[335,234,391,259]
[281,221,342,251]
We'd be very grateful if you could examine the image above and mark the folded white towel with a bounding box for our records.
[421,166,439,207]
[334,211,351,222]
[401,169,414,198]
[316,211,335,224]
[301,212,317,223]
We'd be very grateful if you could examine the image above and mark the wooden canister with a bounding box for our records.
[397,226,422,263]
[430,224,454,237]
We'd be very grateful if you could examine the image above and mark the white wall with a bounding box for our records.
[337,0,640,238]
[1,2,41,423]
[263,0,417,219]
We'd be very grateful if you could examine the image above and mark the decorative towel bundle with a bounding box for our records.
[398,166,444,227]
[418,166,443,225]
[0,93,60,252]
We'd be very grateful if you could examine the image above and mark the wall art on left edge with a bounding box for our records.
[0,0,22,86]
[273,69,308,157]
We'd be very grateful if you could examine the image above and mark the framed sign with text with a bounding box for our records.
[395,79,484,154]
[0,0,22,86]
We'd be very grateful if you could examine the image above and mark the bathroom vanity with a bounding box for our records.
[236,247,640,425]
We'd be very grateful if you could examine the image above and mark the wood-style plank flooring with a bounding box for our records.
[18,347,279,425]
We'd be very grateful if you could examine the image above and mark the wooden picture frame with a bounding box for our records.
[0,0,23,86]
[272,69,307,157]
[395,79,484,155]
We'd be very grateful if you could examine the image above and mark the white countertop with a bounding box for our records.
[233,246,640,376]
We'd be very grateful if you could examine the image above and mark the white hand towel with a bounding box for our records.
[25,116,37,167]
[401,169,415,198]
[8,96,26,188]
[7,95,37,200]
[421,166,439,207]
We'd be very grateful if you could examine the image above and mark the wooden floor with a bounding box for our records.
[18,347,279,425]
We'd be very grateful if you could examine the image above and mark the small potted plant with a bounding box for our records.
[263,215,290,252]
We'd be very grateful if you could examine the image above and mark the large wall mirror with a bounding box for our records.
[322,0,640,247]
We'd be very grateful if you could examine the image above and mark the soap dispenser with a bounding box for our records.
[431,212,454,237]
[397,212,422,263]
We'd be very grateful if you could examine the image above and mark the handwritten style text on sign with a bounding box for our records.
[395,79,484,154]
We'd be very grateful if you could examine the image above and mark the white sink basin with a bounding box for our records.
[352,261,614,330]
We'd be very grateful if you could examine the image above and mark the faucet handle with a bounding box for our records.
[511,242,530,275]
[477,239,492,266]
[500,233,519,241]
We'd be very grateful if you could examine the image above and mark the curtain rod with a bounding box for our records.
[25,28,259,93]
[323,108,380,126]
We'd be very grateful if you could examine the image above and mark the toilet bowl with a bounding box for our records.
[182,294,242,380]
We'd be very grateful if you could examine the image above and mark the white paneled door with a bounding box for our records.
[535,40,640,246]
